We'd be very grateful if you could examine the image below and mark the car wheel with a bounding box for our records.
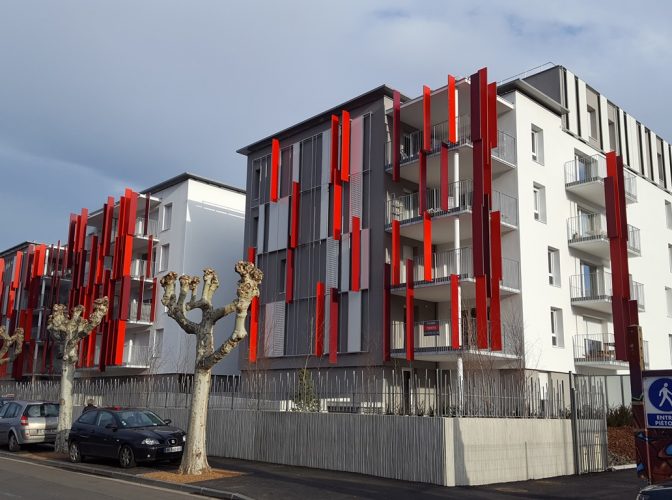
[8,433,20,452]
[69,442,83,463]
[118,445,136,469]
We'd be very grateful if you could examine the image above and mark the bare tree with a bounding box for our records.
[47,297,109,453]
[160,262,262,475]
[0,327,24,367]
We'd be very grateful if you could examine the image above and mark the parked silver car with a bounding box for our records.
[0,400,59,451]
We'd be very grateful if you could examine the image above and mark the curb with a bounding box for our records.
[610,463,637,471]
[0,451,253,500]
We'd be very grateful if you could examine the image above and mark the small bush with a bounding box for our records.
[607,405,632,427]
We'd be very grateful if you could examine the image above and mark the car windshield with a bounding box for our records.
[117,410,165,428]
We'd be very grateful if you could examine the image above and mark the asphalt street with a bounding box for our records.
[0,455,210,500]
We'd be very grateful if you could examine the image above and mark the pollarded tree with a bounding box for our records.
[0,326,24,366]
[160,262,263,475]
[47,297,109,453]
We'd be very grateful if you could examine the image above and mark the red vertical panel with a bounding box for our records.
[285,248,294,303]
[440,143,450,211]
[270,138,280,202]
[450,275,460,348]
[247,247,258,363]
[11,252,22,289]
[383,263,391,362]
[490,281,501,351]
[330,115,339,183]
[122,235,133,277]
[104,197,115,255]
[476,275,488,349]
[143,194,150,237]
[315,282,325,357]
[391,220,400,286]
[392,91,401,182]
[113,320,126,366]
[448,75,457,143]
[490,211,502,280]
[119,276,131,321]
[405,258,414,361]
[0,258,5,319]
[87,236,98,290]
[78,208,89,249]
[333,175,342,241]
[351,216,361,291]
[419,149,427,214]
[149,278,157,322]
[422,85,431,151]
[488,82,498,149]
[340,110,350,182]
[423,211,432,281]
[66,215,77,268]
[146,236,154,278]
[125,191,137,236]
[329,288,339,364]
[290,181,300,248]
[33,244,46,277]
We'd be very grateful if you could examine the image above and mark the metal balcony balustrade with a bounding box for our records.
[573,333,649,368]
[110,217,159,238]
[384,114,517,168]
[128,301,152,323]
[130,259,155,278]
[121,345,151,367]
[569,272,645,311]
[386,180,518,227]
[566,214,640,255]
[396,247,520,291]
[563,154,637,203]
[390,318,521,356]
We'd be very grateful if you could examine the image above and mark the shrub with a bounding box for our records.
[607,405,632,427]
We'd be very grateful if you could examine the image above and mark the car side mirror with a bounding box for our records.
[105,423,118,431]
[162,419,171,425]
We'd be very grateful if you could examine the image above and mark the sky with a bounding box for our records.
[1,0,671,250]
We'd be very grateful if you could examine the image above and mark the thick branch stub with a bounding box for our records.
[160,272,200,334]
[47,298,110,364]
[0,327,24,366]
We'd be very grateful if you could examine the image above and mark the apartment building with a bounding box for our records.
[0,173,246,379]
[238,64,671,384]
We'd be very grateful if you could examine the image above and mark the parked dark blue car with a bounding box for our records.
[68,408,185,468]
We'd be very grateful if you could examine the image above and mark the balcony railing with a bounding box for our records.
[570,272,645,310]
[567,213,607,242]
[111,217,159,238]
[573,333,649,368]
[129,301,153,323]
[623,170,637,201]
[564,154,606,185]
[384,115,517,167]
[391,318,521,356]
[627,225,641,255]
[121,345,151,367]
[130,259,154,278]
[398,247,519,291]
[386,180,517,228]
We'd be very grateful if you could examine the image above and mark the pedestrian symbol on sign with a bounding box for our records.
[649,378,672,412]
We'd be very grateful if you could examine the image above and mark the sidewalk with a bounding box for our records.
[0,448,644,499]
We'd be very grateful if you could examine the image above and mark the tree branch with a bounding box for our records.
[161,272,200,334]
[0,327,24,366]
[212,301,238,322]
[200,305,249,370]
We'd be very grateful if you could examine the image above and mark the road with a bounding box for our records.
[0,455,210,500]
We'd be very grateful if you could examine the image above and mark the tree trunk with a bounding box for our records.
[179,367,212,475]
[55,361,75,454]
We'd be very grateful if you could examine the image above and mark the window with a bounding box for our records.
[152,328,163,357]
[531,125,544,164]
[588,106,598,140]
[96,412,116,429]
[253,163,261,200]
[669,334,672,364]
[668,244,672,272]
[77,410,98,425]
[161,203,172,231]
[548,248,560,286]
[666,201,672,230]
[550,308,564,347]
[160,244,170,272]
[533,183,546,223]
[666,288,672,318]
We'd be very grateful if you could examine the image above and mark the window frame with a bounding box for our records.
[161,203,172,232]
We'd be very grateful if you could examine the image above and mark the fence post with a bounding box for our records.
[569,371,580,475]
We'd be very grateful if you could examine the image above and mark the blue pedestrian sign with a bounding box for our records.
[644,374,672,428]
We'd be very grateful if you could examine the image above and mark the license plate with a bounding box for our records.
[30,429,45,436]
[164,446,182,453]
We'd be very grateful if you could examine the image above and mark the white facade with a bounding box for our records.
[148,175,246,376]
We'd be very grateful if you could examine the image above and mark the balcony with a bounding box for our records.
[390,318,522,363]
[564,155,637,205]
[130,259,155,279]
[128,301,153,324]
[392,247,520,301]
[384,115,517,183]
[111,217,159,239]
[121,345,151,368]
[566,214,641,258]
[570,272,645,313]
[573,333,649,371]
[385,181,518,244]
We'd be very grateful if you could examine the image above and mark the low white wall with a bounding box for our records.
[72,407,580,486]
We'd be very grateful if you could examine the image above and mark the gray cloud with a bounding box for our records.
[1,0,671,249]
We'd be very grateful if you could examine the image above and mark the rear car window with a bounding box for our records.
[25,404,60,418]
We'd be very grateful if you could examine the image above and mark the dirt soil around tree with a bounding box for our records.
[608,426,636,466]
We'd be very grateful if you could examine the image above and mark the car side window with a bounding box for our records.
[0,404,8,418]
[96,412,115,428]
[78,410,97,425]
